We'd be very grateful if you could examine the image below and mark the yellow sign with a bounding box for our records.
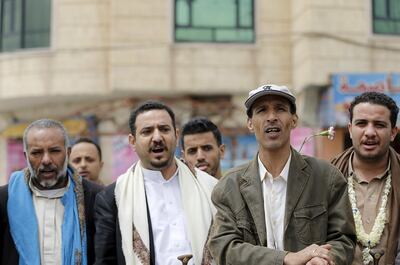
[1,119,88,138]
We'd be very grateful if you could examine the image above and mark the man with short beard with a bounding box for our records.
[0,119,102,265]
[94,101,217,265]
[70,137,104,185]
[181,117,225,179]
[331,92,400,265]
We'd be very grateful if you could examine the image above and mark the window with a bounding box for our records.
[373,0,400,35]
[174,0,254,43]
[0,0,51,52]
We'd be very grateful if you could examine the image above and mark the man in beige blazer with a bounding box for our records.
[209,85,356,265]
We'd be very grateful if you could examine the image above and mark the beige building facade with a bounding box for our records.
[0,0,399,184]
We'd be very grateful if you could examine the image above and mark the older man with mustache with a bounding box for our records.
[0,119,102,265]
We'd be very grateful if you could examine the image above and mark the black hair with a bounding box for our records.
[349,92,399,128]
[180,117,222,149]
[72,137,102,160]
[129,100,176,134]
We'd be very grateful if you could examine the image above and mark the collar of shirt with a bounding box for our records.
[141,166,179,183]
[258,153,291,183]
[29,177,70,199]
[348,151,391,183]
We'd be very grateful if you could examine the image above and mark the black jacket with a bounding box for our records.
[0,178,102,265]
[93,182,126,265]
[94,180,158,265]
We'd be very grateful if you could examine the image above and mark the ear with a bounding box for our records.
[181,149,186,159]
[348,122,353,139]
[291,114,298,129]
[175,128,180,142]
[180,134,186,158]
[100,161,104,169]
[128,133,136,147]
[67,147,71,157]
[247,118,254,133]
[390,126,398,142]
[219,144,226,159]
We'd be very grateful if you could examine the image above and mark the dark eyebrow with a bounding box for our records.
[48,146,63,152]
[187,146,198,150]
[275,102,289,108]
[140,126,153,131]
[353,119,367,123]
[30,148,42,153]
[253,104,266,111]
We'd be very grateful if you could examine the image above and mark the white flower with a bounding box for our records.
[327,126,335,140]
[348,174,391,265]
[318,126,335,140]
[298,126,336,153]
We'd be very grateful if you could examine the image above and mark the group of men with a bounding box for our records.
[70,116,226,186]
[0,84,399,265]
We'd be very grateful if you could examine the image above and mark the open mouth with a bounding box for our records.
[196,163,209,171]
[39,169,56,178]
[151,147,165,153]
[265,127,281,133]
[362,140,378,149]
[79,171,89,176]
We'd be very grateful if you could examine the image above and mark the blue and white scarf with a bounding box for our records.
[7,167,87,265]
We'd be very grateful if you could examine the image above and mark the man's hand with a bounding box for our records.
[306,257,332,265]
[283,244,334,265]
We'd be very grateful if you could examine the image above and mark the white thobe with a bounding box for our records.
[142,167,193,265]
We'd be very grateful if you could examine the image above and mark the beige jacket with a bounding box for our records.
[209,149,356,265]
[331,147,400,265]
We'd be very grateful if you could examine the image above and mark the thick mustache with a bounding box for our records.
[149,143,167,151]
[38,165,57,172]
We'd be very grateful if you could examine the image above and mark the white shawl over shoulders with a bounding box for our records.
[115,158,217,265]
